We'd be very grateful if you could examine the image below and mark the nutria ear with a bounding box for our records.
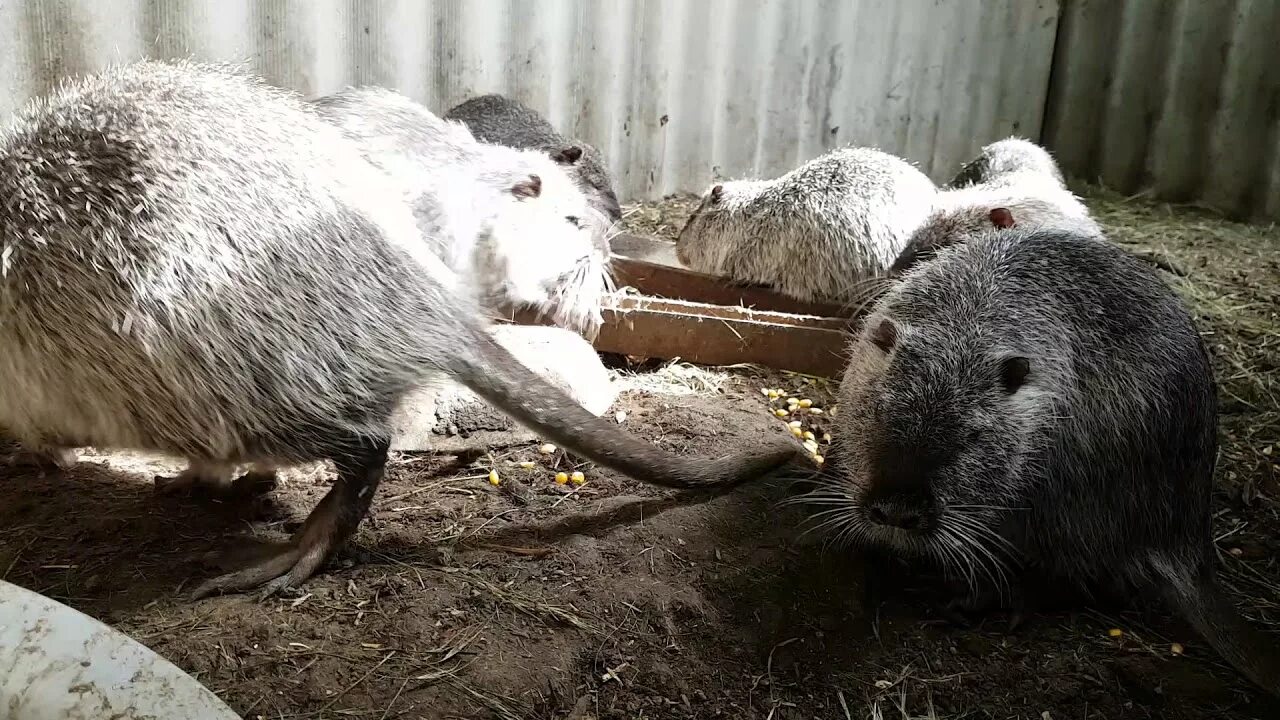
[869,317,898,353]
[511,174,542,199]
[551,146,583,165]
[990,207,1015,228]
[709,184,724,204]
[1001,356,1030,392]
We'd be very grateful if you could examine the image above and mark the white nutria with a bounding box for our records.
[886,171,1102,278]
[34,86,618,488]
[176,86,619,495]
[443,93,623,224]
[309,86,613,339]
[674,146,938,305]
[928,136,1184,278]
[811,227,1280,696]
[884,138,1100,280]
[0,60,800,598]
[945,136,1066,189]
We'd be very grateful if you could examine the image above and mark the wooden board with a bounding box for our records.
[608,234,856,318]
[502,295,853,379]
[495,232,862,379]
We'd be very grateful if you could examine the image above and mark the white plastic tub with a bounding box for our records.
[0,579,239,719]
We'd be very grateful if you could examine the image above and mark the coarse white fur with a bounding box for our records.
[0,60,455,461]
[674,146,939,305]
[936,136,1099,242]
[946,136,1066,190]
[885,143,1103,280]
[311,87,612,338]
[931,171,1101,240]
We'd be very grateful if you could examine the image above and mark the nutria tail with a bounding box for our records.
[452,327,803,490]
[1153,556,1280,696]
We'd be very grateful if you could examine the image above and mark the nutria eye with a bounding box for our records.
[1001,356,1030,393]
[869,318,898,353]
[566,215,580,228]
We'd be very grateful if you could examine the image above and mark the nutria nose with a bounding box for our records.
[867,501,924,531]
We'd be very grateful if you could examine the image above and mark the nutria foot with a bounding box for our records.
[189,441,387,599]
[939,577,1026,633]
[156,463,279,499]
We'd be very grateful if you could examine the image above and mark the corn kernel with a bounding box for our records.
[788,420,803,428]
[760,388,771,397]
[803,440,819,453]
[774,409,788,417]
[767,389,781,400]
[803,431,815,441]
[813,455,825,464]
[518,461,536,469]
[798,399,813,408]
[790,427,804,438]
[808,408,824,415]
[786,397,799,406]
[539,443,557,454]
[1170,643,1184,656]
[1108,628,1123,638]
[570,471,586,485]
[822,433,832,442]
[488,470,500,486]
[555,471,569,485]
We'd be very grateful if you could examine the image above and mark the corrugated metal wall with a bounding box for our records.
[0,0,1062,202]
[5,0,1274,220]
[1043,0,1280,220]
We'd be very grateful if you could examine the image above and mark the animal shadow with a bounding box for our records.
[0,456,296,619]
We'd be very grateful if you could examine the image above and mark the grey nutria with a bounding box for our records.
[0,59,800,599]
[312,86,612,339]
[812,226,1279,695]
[445,93,622,223]
[674,146,938,305]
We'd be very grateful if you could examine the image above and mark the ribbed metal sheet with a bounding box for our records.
[1044,0,1280,220]
[0,0,1062,202]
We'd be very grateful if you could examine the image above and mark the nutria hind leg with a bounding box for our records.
[189,435,390,600]
[230,463,281,497]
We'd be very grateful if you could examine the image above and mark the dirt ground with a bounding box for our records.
[2,186,1279,720]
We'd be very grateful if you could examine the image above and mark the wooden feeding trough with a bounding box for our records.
[498,234,860,379]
